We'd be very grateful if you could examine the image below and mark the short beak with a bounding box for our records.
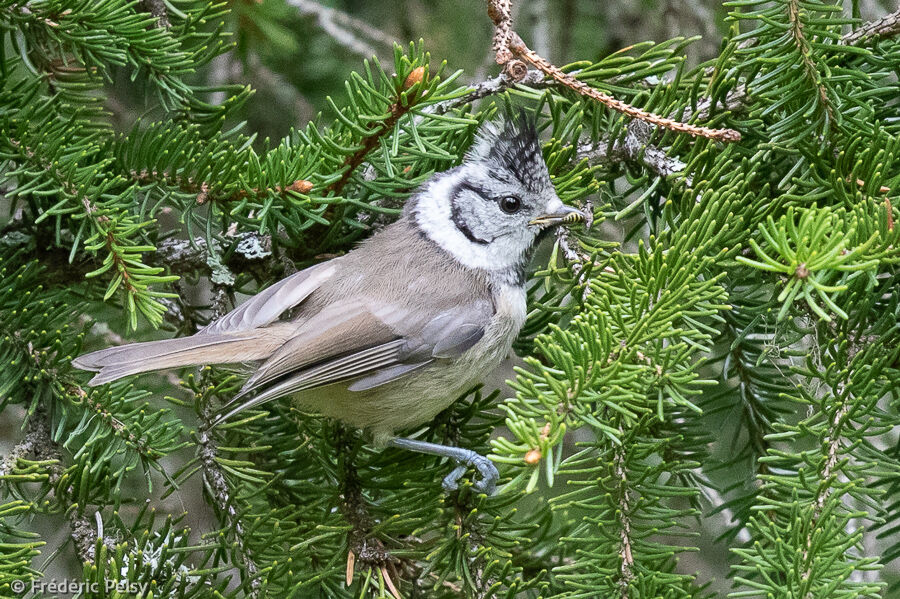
[529,204,585,228]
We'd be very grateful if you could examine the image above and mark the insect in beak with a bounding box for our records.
[529,205,585,228]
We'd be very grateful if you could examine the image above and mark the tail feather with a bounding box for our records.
[73,328,292,386]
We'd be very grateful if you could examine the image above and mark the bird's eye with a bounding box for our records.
[499,195,522,214]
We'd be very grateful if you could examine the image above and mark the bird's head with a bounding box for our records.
[409,113,583,275]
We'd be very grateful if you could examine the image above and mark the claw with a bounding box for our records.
[469,454,499,494]
[440,456,499,493]
[442,464,469,491]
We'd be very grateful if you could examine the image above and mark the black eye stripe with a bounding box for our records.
[455,182,493,202]
[454,182,520,210]
[450,182,491,245]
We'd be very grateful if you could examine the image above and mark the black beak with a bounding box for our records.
[529,205,585,228]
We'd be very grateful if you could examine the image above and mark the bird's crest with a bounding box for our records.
[467,110,547,193]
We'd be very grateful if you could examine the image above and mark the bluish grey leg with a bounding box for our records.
[389,438,499,494]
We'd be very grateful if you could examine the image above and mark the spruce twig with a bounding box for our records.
[612,438,635,597]
[786,0,836,126]
[575,121,689,180]
[138,0,170,28]
[191,289,261,596]
[17,407,117,564]
[327,95,420,196]
[197,424,261,596]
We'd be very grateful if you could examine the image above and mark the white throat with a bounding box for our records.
[412,173,530,272]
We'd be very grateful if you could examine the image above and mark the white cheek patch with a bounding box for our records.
[414,174,528,271]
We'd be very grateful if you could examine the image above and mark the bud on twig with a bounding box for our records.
[403,66,425,90]
[525,448,542,464]
[504,59,528,81]
[287,179,314,193]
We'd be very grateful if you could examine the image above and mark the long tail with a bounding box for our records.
[73,327,292,386]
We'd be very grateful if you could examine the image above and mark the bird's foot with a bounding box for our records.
[389,437,499,494]
[441,450,499,494]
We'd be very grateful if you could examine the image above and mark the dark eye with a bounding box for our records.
[499,195,522,214]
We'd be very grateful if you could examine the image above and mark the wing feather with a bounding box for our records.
[211,296,495,426]
[211,339,407,426]
[346,361,433,392]
[199,261,337,335]
[240,300,399,392]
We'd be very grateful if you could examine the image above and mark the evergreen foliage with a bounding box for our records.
[0,0,899,597]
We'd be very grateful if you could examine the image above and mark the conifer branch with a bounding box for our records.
[197,414,261,597]
[153,233,275,275]
[786,0,836,125]
[130,168,313,205]
[190,288,261,596]
[334,427,401,588]
[0,301,164,462]
[138,0,170,28]
[682,84,750,121]
[612,440,635,597]
[6,137,172,329]
[427,70,548,115]
[0,421,45,480]
[17,407,116,564]
[575,121,689,180]
[842,8,900,45]
[327,84,424,196]
[66,383,164,461]
[800,394,849,581]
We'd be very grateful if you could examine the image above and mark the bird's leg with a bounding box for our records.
[388,437,499,494]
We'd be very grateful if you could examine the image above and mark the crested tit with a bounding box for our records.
[73,114,584,493]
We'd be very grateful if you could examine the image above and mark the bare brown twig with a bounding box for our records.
[489,0,515,65]
[509,33,742,142]
[842,8,900,45]
[485,0,742,142]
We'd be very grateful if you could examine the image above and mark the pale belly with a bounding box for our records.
[291,285,525,445]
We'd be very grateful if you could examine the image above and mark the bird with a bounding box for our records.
[72,113,584,494]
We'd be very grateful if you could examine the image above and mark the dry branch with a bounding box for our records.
[842,8,900,45]
[485,0,742,142]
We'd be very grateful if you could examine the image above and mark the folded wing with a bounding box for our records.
[212,296,494,425]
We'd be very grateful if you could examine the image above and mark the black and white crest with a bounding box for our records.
[408,110,566,275]
[467,112,549,194]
